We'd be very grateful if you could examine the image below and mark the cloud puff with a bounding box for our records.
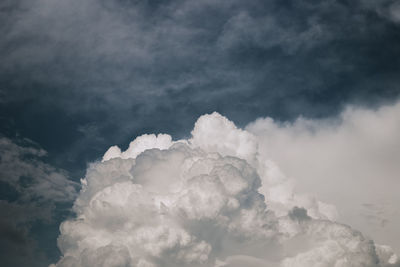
[53,112,398,266]
[246,101,400,256]
[102,134,174,161]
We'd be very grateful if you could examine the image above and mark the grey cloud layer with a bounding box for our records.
[0,137,77,201]
[1,0,400,112]
[2,0,400,175]
[0,137,78,266]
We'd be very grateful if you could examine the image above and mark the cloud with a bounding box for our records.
[1,0,398,115]
[0,200,51,267]
[246,100,400,256]
[0,136,78,267]
[103,134,174,161]
[361,0,400,24]
[2,0,400,178]
[0,137,77,202]
[52,111,399,266]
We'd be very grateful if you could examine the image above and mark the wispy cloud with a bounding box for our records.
[0,136,78,266]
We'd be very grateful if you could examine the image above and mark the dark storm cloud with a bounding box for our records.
[0,201,50,267]
[2,1,400,169]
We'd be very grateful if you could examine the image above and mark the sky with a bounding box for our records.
[0,0,400,266]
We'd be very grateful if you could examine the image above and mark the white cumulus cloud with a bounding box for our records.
[246,101,400,256]
[52,110,399,267]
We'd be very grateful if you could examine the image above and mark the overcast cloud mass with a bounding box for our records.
[0,0,400,266]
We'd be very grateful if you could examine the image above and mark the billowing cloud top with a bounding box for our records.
[52,112,399,267]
